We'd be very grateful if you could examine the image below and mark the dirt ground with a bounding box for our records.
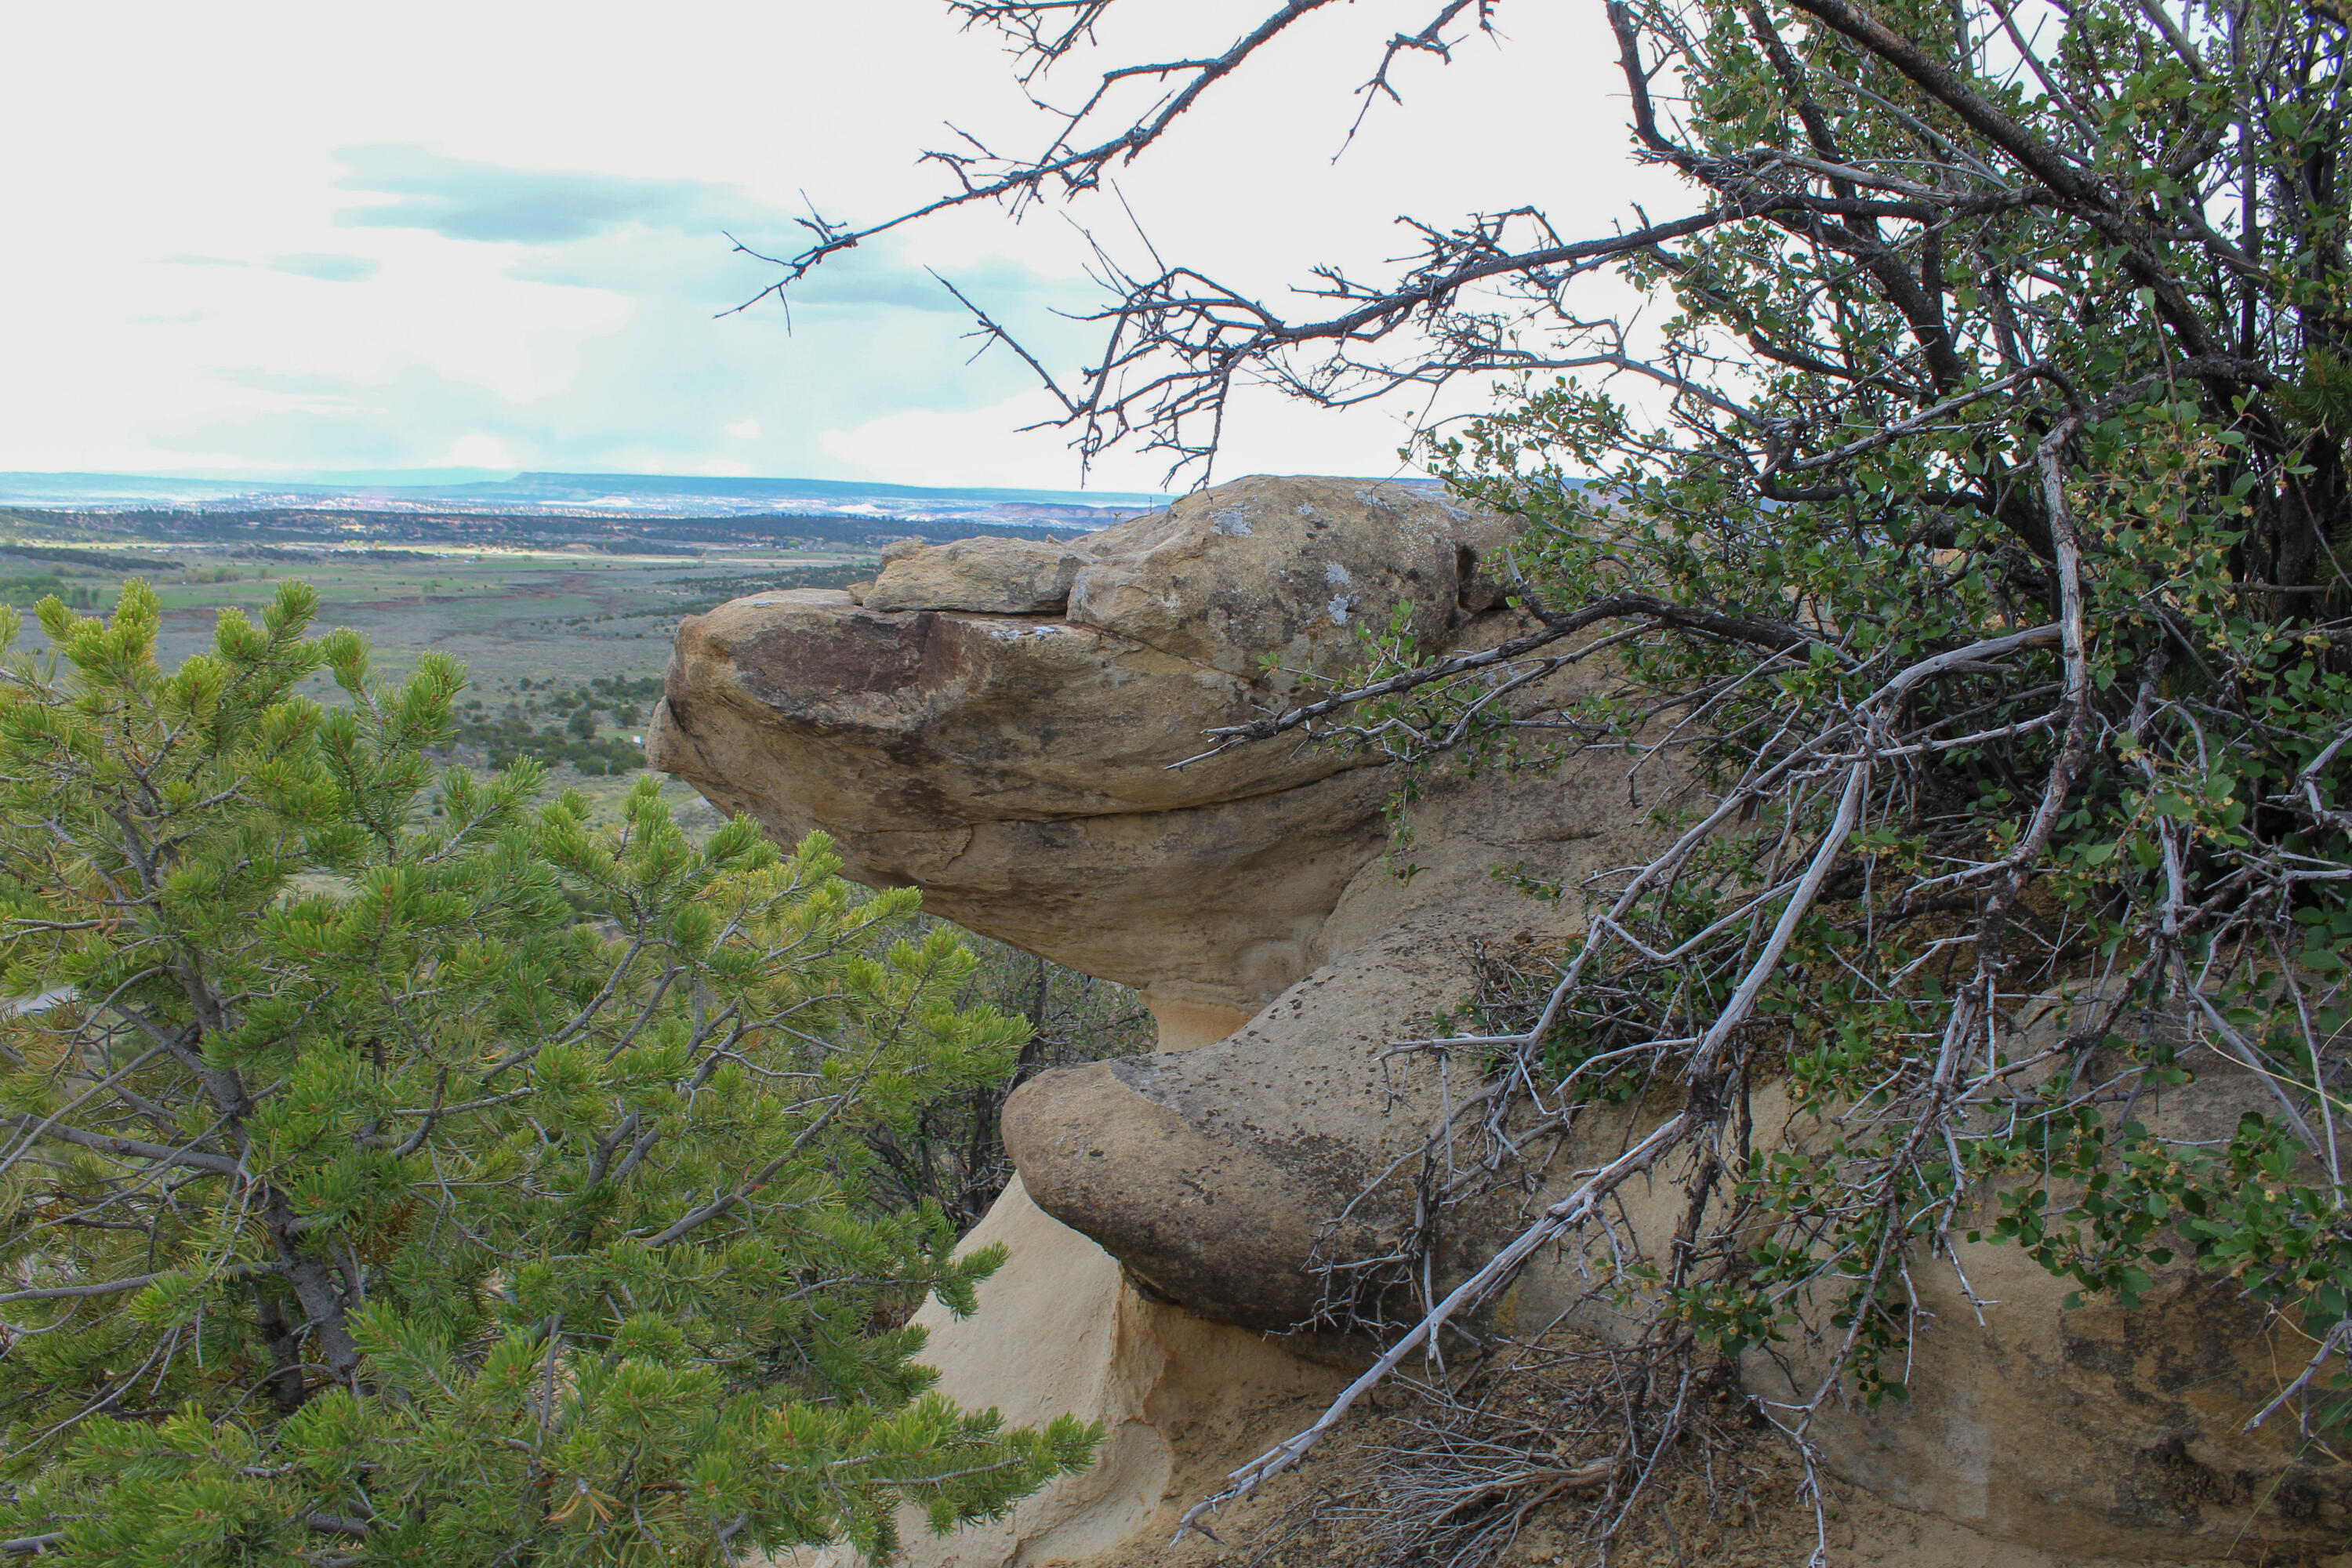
[1074,1337,2337,1568]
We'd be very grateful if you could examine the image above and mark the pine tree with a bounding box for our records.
[0,581,1096,1565]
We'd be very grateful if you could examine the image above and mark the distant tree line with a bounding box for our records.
[0,574,100,610]
[0,543,183,573]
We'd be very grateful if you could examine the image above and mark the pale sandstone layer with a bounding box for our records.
[657,474,2349,1562]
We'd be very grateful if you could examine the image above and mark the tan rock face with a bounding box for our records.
[1062,474,1504,680]
[862,537,1083,615]
[659,472,2350,1561]
[1000,764,1651,1333]
[648,475,1522,1018]
[1508,1031,2352,1559]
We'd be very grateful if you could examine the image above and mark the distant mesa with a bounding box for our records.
[0,470,1177,531]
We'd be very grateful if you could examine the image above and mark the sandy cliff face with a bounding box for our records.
[655,474,2349,1564]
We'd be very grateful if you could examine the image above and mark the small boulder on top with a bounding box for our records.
[862,537,1083,614]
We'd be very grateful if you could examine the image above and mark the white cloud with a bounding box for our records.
[0,0,1676,486]
[812,381,1422,495]
[818,396,1095,490]
[445,434,521,470]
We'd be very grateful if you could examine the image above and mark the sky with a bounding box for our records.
[0,1,1671,493]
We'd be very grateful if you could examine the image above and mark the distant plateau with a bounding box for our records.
[0,469,1175,530]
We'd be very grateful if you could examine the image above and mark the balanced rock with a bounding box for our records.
[659,474,2350,1563]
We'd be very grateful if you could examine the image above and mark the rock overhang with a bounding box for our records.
[658,473,2352,1561]
[648,475,1526,1014]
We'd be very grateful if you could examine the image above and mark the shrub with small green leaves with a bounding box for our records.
[0,580,1096,1565]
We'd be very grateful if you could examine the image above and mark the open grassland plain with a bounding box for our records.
[0,514,880,826]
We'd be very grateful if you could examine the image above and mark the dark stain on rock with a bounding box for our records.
[738,610,970,706]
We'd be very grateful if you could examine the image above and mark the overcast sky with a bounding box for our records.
[0,1,1670,492]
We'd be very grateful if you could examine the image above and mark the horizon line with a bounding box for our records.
[0,466,1181,506]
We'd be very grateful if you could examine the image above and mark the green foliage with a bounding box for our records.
[0,581,1096,1564]
[861,938,1154,1233]
[450,678,665,778]
[0,575,96,611]
[1290,0,2352,1436]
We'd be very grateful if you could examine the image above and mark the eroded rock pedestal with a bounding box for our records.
[655,474,2349,1563]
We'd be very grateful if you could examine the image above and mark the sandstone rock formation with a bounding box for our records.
[1529,1043,2352,1559]
[862,538,1083,615]
[648,475,1525,1037]
[655,474,2350,1563]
